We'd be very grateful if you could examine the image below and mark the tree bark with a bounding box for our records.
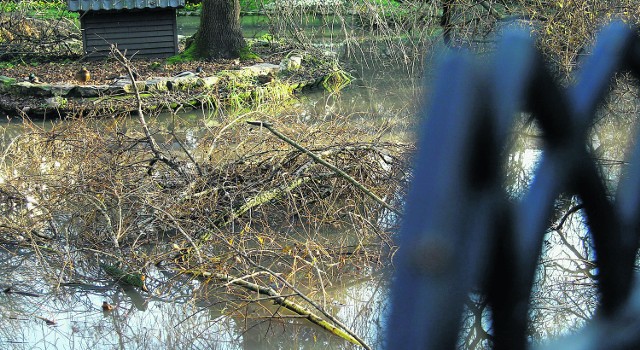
[195,0,245,59]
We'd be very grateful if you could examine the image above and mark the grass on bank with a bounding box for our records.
[0,0,78,19]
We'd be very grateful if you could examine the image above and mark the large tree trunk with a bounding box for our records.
[194,0,245,59]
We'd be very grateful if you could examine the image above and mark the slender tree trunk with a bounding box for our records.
[195,0,245,59]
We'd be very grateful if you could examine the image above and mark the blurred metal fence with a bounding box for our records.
[387,22,640,349]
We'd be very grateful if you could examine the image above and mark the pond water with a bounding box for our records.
[0,245,390,349]
[2,14,639,350]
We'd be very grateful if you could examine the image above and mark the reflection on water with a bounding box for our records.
[460,95,640,347]
[0,244,389,349]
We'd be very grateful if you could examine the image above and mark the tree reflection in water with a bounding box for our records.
[459,78,640,348]
[0,245,390,349]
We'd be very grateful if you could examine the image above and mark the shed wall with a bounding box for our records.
[81,8,178,59]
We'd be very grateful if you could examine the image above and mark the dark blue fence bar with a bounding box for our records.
[387,22,640,349]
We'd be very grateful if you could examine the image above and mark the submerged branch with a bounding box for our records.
[240,252,374,350]
[195,270,368,348]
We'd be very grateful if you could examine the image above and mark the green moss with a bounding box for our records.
[0,0,78,19]
[44,96,67,109]
[321,70,353,93]
[183,2,201,12]
[167,43,198,64]
[0,62,15,70]
[150,61,163,70]
[239,46,261,61]
[0,76,16,86]
[101,263,148,292]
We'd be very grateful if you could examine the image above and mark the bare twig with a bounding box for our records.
[197,269,366,347]
[110,45,187,178]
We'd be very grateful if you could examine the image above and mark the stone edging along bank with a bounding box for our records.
[0,56,353,118]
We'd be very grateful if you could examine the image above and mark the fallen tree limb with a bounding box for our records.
[226,176,313,225]
[240,254,374,350]
[204,231,374,350]
[194,270,366,348]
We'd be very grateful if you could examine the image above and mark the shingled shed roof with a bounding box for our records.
[67,0,185,12]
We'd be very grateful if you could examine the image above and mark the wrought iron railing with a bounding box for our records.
[387,22,640,349]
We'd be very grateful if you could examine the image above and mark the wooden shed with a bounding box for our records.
[67,0,185,59]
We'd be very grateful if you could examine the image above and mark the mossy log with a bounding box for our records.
[226,176,313,225]
[0,63,350,117]
[0,75,16,85]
